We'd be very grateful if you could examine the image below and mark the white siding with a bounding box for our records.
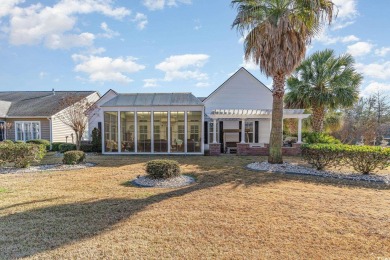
[88,90,117,137]
[53,92,100,142]
[204,68,273,115]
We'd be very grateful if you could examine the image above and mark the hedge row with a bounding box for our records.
[0,142,46,168]
[302,144,390,174]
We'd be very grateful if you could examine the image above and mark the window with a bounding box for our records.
[170,111,185,152]
[245,121,254,143]
[137,112,151,152]
[153,112,168,152]
[15,122,41,141]
[187,111,202,152]
[104,112,118,152]
[0,122,5,141]
[208,121,219,144]
[121,112,135,152]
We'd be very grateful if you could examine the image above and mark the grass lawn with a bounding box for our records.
[0,153,389,259]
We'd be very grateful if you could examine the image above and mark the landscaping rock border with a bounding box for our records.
[132,175,196,188]
[247,161,390,184]
[0,163,96,174]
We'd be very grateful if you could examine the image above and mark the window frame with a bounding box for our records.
[14,121,41,141]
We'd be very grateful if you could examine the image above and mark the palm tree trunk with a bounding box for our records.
[311,106,325,133]
[268,74,285,164]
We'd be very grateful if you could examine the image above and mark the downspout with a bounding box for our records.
[47,117,53,150]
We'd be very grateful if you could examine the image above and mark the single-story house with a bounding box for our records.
[0,90,100,144]
[89,68,309,155]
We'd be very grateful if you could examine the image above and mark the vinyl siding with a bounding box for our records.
[52,92,100,142]
[5,118,50,141]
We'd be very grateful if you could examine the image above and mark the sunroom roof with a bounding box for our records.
[101,93,204,107]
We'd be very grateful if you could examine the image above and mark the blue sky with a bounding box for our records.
[0,0,389,97]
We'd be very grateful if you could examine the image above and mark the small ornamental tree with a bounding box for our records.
[55,95,95,150]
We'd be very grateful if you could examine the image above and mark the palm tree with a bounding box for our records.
[285,49,362,132]
[232,0,334,163]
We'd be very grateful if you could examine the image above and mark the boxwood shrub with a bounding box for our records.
[0,142,46,168]
[59,143,77,153]
[304,132,341,144]
[26,139,50,150]
[63,151,85,165]
[302,144,390,174]
[145,159,181,179]
[80,143,93,153]
[51,142,67,151]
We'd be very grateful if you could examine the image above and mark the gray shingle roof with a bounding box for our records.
[101,93,204,107]
[0,91,96,117]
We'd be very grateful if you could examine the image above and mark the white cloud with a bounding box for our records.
[5,0,130,49]
[133,13,148,30]
[142,0,191,11]
[347,42,373,57]
[143,78,158,88]
[156,54,209,81]
[45,33,95,49]
[0,0,24,18]
[241,56,258,71]
[39,71,47,79]
[99,22,119,38]
[72,54,145,84]
[361,82,390,97]
[375,47,390,57]
[195,82,210,88]
[332,0,358,30]
[315,31,359,45]
[356,62,390,80]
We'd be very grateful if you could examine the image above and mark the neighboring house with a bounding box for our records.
[89,68,309,155]
[0,91,100,144]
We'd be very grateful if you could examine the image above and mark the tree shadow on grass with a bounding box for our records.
[0,167,281,259]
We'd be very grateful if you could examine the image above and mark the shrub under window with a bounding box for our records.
[59,143,77,153]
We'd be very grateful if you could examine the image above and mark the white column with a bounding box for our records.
[168,112,171,153]
[151,112,154,153]
[241,119,246,143]
[212,119,217,143]
[184,111,188,153]
[297,118,302,143]
[134,112,138,153]
[117,111,121,153]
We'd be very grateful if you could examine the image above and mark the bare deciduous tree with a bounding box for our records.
[55,95,95,150]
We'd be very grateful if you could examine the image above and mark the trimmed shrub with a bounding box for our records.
[51,142,67,151]
[59,143,77,153]
[301,144,345,170]
[343,145,390,174]
[80,143,93,153]
[91,128,102,153]
[146,160,181,179]
[0,142,46,168]
[26,139,50,150]
[63,150,85,165]
[304,132,341,144]
[2,140,14,144]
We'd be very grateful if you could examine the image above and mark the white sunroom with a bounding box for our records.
[99,93,205,154]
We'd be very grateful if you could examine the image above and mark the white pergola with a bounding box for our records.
[208,109,310,144]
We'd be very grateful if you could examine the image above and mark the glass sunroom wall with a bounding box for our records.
[104,112,118,152]
[137,112,151,152]
[187,111,202,152]
[170,111,185,152]
[153,112,168,152]
[121,112,135,152]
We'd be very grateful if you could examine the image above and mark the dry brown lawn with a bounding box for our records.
[0,153,389,259]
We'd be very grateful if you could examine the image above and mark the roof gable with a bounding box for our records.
[203,68,273,113]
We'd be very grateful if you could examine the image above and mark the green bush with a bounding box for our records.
[304,132,341,144]
[0,142,46,168]
[59,143,77,153]
[2,140,14,144]
[302,144,390,174]
[80,143,93,153]
[91,128,102,153]
[301,144,345,170]
[63,151,85,165]
[343,145,390,174]
[51,142,67,151]
[26,139,50,150]
[146,160,181,179]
